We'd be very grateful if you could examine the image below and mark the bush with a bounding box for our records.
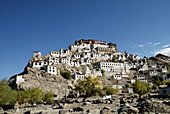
[29,88,44,104]
[152,84,158,90]
[0,80,17,106]
[104,85,119,95]
[44,91,54,104]
[101,69,105,75]
[132,80,151,96]
[112,56,117,62]
[125,83,130,88]
[16,90,31,105]
[75,76,103,101]
[152,76,162,86]
[60,71,71,79]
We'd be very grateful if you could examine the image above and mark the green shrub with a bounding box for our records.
[112,56,117,62]
[16,90,31,105]
[0,80,17,106]
[75,76,103,101]
[44,91,54,104]
[104,85,119,95]
[152,84,158,90]
[60,71,71,79]
[101,69,105,75]
[132,80,151,96]
[125,84,130,88]
[152,76,162,86]
[29,88,44,104]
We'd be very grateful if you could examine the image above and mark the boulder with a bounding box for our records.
[73,107,84,112]
[59,110,69,114]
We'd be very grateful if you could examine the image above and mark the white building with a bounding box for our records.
[131,79,136,83]
[49,57,60,64]
[149,70,158,76]
[114,74,122,80]
[162,67,168,73]
[74,66,97,80]
[61,57,70,64]
[33,51,41,58]
[150,62,157,68]
[50,51,60,57]
[139,80,148,83]
[136,75,146,80]
[47,65,57,75]
[74,60,80,67]
[100,62,130,74]
[60,49,70,57]
[91,53,101,59]
[74,73,85,80]
[139,64,148,71]
[16,75,24,84]
[74,54,81,59]
[32,61,44,68]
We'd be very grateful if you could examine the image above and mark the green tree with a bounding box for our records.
[124,50,127,57]
[104,85,119,95]
[16,90,31,106]
[132,80,151,96]
[152,84,158,90]
[101,69,105,75]
[75,76,103,101]
[152,76,162,86]
[0,80,17,106]
[112,56,117,62]
[93,62,98,69]
[43,91,54,104]
[125,83,130,88]
[60,71,71,79]
[29,88,44,104]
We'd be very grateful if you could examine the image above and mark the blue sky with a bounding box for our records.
[0,0,170,79]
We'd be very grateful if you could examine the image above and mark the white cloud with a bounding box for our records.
[162,44,170,48]
[138,45,144,47]
[153,42,160,46]
[146,42,152,45]
[155,48,170,56]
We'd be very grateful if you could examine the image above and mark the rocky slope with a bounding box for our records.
[149,54,170,65]
[8,67,72,100]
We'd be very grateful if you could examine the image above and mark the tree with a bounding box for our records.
[132,80,151,96]
[112,56,117,62]
[101,69,105,75]
[125,83,130,88]
[152,84,158,90]
[104,85,119,95]
[29,88,44,104]
[75,76,103,101]
[0,80,17,106]
[152,76,162,86]
[43,91,54,104]
[60,71,71,79]
[93,62,98,69]
[124,50,127,57]
[16,90,31,106]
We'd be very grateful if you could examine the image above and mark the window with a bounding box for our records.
[163,90,166,94]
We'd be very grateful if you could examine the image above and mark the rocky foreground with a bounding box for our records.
[1,94,170,114]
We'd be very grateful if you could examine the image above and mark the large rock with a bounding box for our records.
[139,101,170,113]
[8,67,71,100]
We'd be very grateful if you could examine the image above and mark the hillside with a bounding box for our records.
[149,53,170,65]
